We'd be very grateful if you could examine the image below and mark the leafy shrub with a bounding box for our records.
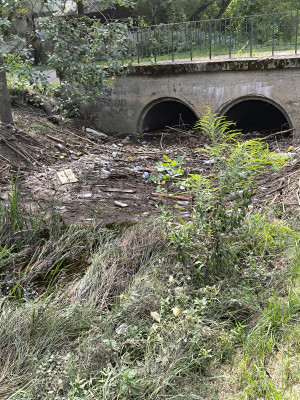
[153,107,289,277]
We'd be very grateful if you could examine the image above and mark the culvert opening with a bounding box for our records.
[141,100,198,132]
[224,100,291,135]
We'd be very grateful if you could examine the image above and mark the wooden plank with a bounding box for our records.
[102,187,136,193]
[57,169,78,184]
[151,192,193,201]
[65,169,78,182]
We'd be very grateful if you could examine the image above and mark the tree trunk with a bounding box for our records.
[0,70,13,125]
[215,0,235,19]
[77,1,84,15]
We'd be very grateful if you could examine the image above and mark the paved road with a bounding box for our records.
[34,69,58,83]
[31,50,299,83]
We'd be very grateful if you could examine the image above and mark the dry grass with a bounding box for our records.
[0,181,299,399]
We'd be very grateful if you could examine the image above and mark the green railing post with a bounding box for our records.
[137,29,140,63]
[229,18,232,57]
[209,20,212,59]
[296,10,299,54]
[153,26,156,63]
[272,14,275,55]
[290,11,293,45]
[250,16,253,56]
[171,25,174,61]
[190,22,193,60]
[140,28,143,60]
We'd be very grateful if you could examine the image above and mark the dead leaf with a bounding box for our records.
[150,311,161,323]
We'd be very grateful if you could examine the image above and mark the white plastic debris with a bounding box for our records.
[114,201,128,208]
[78,193,92,199]
[86,128,107,139]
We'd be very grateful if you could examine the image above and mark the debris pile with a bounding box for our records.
[0,105,299,224]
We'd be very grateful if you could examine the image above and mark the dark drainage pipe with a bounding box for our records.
[141,100,198,132]
[223,100,290,134]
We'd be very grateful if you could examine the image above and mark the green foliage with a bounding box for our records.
[154,108,290,276]
[0,0,134,117]
[134,0,236,24]
[237,287,300,399]
[40,13,132,115]
[151,154,186,192]
[225,0,300,17]
[0,187,299,399]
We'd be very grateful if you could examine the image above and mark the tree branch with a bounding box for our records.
[215,0,235,19]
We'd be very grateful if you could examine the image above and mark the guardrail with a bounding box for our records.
[125,10,300,63]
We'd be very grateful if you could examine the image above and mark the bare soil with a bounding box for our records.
[0,104,299,225]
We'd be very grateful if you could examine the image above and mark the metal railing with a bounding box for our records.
[124,10,300,63]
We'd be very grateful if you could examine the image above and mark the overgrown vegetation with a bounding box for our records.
[0,110,299,399]
[0,0,134,121]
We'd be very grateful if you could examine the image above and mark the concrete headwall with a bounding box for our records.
[91,55,300,135]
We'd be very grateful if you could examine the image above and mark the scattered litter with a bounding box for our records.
[150,311,161,323]
[57,169,78,184]
[56,143,65,151]
[116,323,130,335]
[177,201,189,206]
[112,152,117,158]
[2,104,298,226]
[137,139,148,145]
[114,201,128,208]
[203,159,214,165]
[78,193,92,199]
[100,169,111,178]
[86,128,107,139]
[142,172,149,179]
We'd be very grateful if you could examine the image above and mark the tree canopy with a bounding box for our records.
[0,0,133,123]
[224,0,300,17]
[133,0,300,25]
[133,0,237,24]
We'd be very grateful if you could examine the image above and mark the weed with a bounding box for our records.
[153,108,290,279]
[1,111,299,399]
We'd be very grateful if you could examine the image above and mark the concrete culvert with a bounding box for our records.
[223,99,291,135]
[141,100,198,132]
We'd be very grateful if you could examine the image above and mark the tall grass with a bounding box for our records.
[0,175,299,398]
